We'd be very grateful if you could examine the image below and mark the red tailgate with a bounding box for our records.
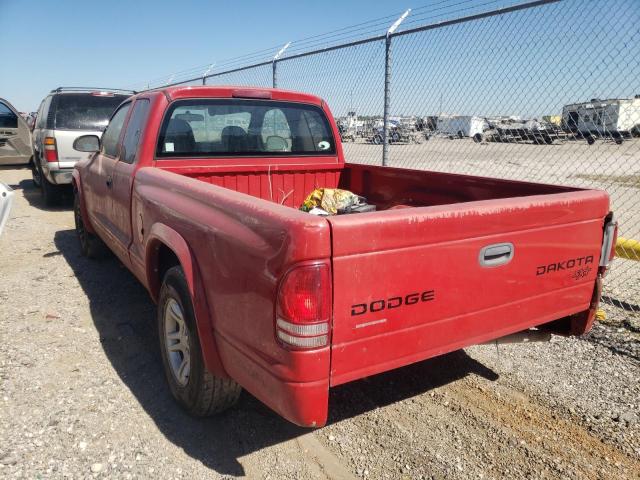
[327,190,609,386]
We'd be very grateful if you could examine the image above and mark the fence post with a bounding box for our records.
[202,64,214,85]
[273,42,291,88]
[382,10,410,167]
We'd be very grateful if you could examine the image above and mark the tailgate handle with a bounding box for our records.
[479,243,514,267]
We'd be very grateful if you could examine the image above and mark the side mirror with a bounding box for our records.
[73,135,100,153]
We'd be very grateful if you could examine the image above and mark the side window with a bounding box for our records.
[261,109,291,151]
[36,96,52,129]
[101,103,131,157]
[121,99,150,164]
[0,101,18,129]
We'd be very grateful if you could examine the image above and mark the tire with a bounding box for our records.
[543,135,553,145]
[39,163,61,206]
[473,133,483,143]
[457,130,464,139]
[31,156,41,188]
[74,192,106,259]
[372,135,382,145]
[158,266,241,416]
[586,135,595,145]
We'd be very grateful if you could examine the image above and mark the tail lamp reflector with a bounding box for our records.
[276,263,331,349]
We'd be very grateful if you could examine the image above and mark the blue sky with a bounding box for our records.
[1,0,638,118]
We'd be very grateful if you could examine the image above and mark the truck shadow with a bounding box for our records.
[13,178,73,211]
[54,228,498,477]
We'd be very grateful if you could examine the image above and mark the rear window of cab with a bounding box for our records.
[156,99,336,158]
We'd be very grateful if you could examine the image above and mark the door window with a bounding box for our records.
[121,99,150,164]
[0,102,18,129]
[101,103,131,157]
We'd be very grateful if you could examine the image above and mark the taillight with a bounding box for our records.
[44,137,58,162]
[598,215,617,276]
[276,263,331,349]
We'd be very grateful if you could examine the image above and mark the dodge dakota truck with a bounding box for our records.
[71,86,617,427]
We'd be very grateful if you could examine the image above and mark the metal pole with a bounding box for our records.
[202,64,214,85]
[272,60,277,88]
[382,9,410,167]
[273,42,291,88]
[382,36,391,166]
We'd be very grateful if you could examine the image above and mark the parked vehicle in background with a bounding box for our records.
[562,96,640,145]
[0,183,15,236]
[0,98,33,166]
[437,115,487,142]
[489,118,559,145]
[368,120,424,144]
[72,86,616,428]
[31,87,133,205]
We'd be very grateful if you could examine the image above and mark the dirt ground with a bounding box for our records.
[0,165,639,479]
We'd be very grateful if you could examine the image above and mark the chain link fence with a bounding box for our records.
[136,0,639,312]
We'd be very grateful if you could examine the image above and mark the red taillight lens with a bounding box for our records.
[276,263,331,349]
[44,137,58,162]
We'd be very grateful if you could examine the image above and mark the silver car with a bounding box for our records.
[31,87,132,205]
[0,97,33,166]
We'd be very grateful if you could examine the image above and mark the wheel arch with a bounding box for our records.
[145,223,229,378]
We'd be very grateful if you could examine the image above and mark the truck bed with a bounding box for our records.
[156,161,607,385]
[161,161,581,211]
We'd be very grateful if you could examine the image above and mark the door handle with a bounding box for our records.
[106,176,113,189]
[479,242,514,267]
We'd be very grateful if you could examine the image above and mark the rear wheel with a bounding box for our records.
[158,266,241,416]
[39,163,61,206]
[30,156,41,187]
[74,192,106,258]
[473,133,483,143]
[586,135,595,145]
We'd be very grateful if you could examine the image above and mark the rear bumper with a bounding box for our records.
[216,333,330,427]
[47,168,74,185]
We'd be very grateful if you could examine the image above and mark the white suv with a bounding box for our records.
[32,87,132,205]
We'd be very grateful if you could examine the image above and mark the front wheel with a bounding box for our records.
[158,266,241,416]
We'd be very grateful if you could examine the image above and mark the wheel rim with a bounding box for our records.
[163,298,191,387]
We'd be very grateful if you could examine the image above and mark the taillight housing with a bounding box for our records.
[598,214,618,277]
[276,263,331,349]
[44,137,58,162]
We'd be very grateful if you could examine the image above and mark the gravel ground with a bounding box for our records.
[0,165,638,479]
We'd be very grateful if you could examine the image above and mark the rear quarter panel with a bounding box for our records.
[131,167,333,424]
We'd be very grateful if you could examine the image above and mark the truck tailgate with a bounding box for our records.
[327,190,609,386]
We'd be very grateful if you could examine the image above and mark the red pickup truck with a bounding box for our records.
[72,86,617,427]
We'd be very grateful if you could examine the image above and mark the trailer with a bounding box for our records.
[490,118,562,145]
[562,96,640,145]
[436,115,487,142]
